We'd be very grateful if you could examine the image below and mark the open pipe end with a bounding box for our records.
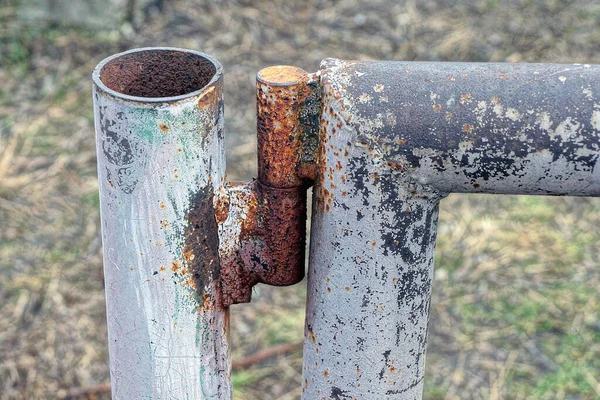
[93,48,221,101]
[257,65,307,86]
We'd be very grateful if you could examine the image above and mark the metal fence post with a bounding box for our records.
[92,48,230,399]
[303,59,600,399]
[303,62,443,399]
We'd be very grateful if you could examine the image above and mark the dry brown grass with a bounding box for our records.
[1,0,600,399]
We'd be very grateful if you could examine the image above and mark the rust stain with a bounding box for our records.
[250,182,306,286]
[197,85,219,109]
[214,192,230,224]
[387,160,403,170]
[183,250,195,262]
[239,186,259,238]
[463,124,473,133]
[459,93,472,104]
[219,184,258,306]
[182,185,223,311]
[219,182,306,305]
[308,329,317,344]
[159,123,169,133]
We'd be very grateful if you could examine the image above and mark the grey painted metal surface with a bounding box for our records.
[303,59,600,399]
[92,48,231,399]
[318,59,600,196]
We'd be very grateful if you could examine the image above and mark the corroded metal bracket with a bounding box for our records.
[217,66,320,306]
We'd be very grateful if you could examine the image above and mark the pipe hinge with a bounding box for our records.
[216,66,321,306]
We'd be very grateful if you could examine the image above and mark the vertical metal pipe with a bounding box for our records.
[92,48,230,399]
[302,60,444,399]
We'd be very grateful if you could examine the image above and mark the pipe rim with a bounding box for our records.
[92,47,223,103]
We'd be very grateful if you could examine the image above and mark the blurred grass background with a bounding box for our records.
[1,0,600,399]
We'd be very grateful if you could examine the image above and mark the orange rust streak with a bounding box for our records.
[197,85,219,109]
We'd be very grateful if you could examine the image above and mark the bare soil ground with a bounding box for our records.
[1,0,600,399]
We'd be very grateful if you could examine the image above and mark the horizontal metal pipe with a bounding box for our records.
[92,48,230,399]
[320,59,600,196]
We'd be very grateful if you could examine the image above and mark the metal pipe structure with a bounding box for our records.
[92,48,230,399]
[93,48,600,399]
[303,60,600,399]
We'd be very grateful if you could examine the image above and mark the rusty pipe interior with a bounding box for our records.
[98,48,217,98]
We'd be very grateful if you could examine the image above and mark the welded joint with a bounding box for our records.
[216,66,321,306]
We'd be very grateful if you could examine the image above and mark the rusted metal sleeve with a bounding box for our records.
[321,60,600,196]
[217,180,307,306]
[92,48,231,399]
[257,66,320,187]
[251,181,306,285]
